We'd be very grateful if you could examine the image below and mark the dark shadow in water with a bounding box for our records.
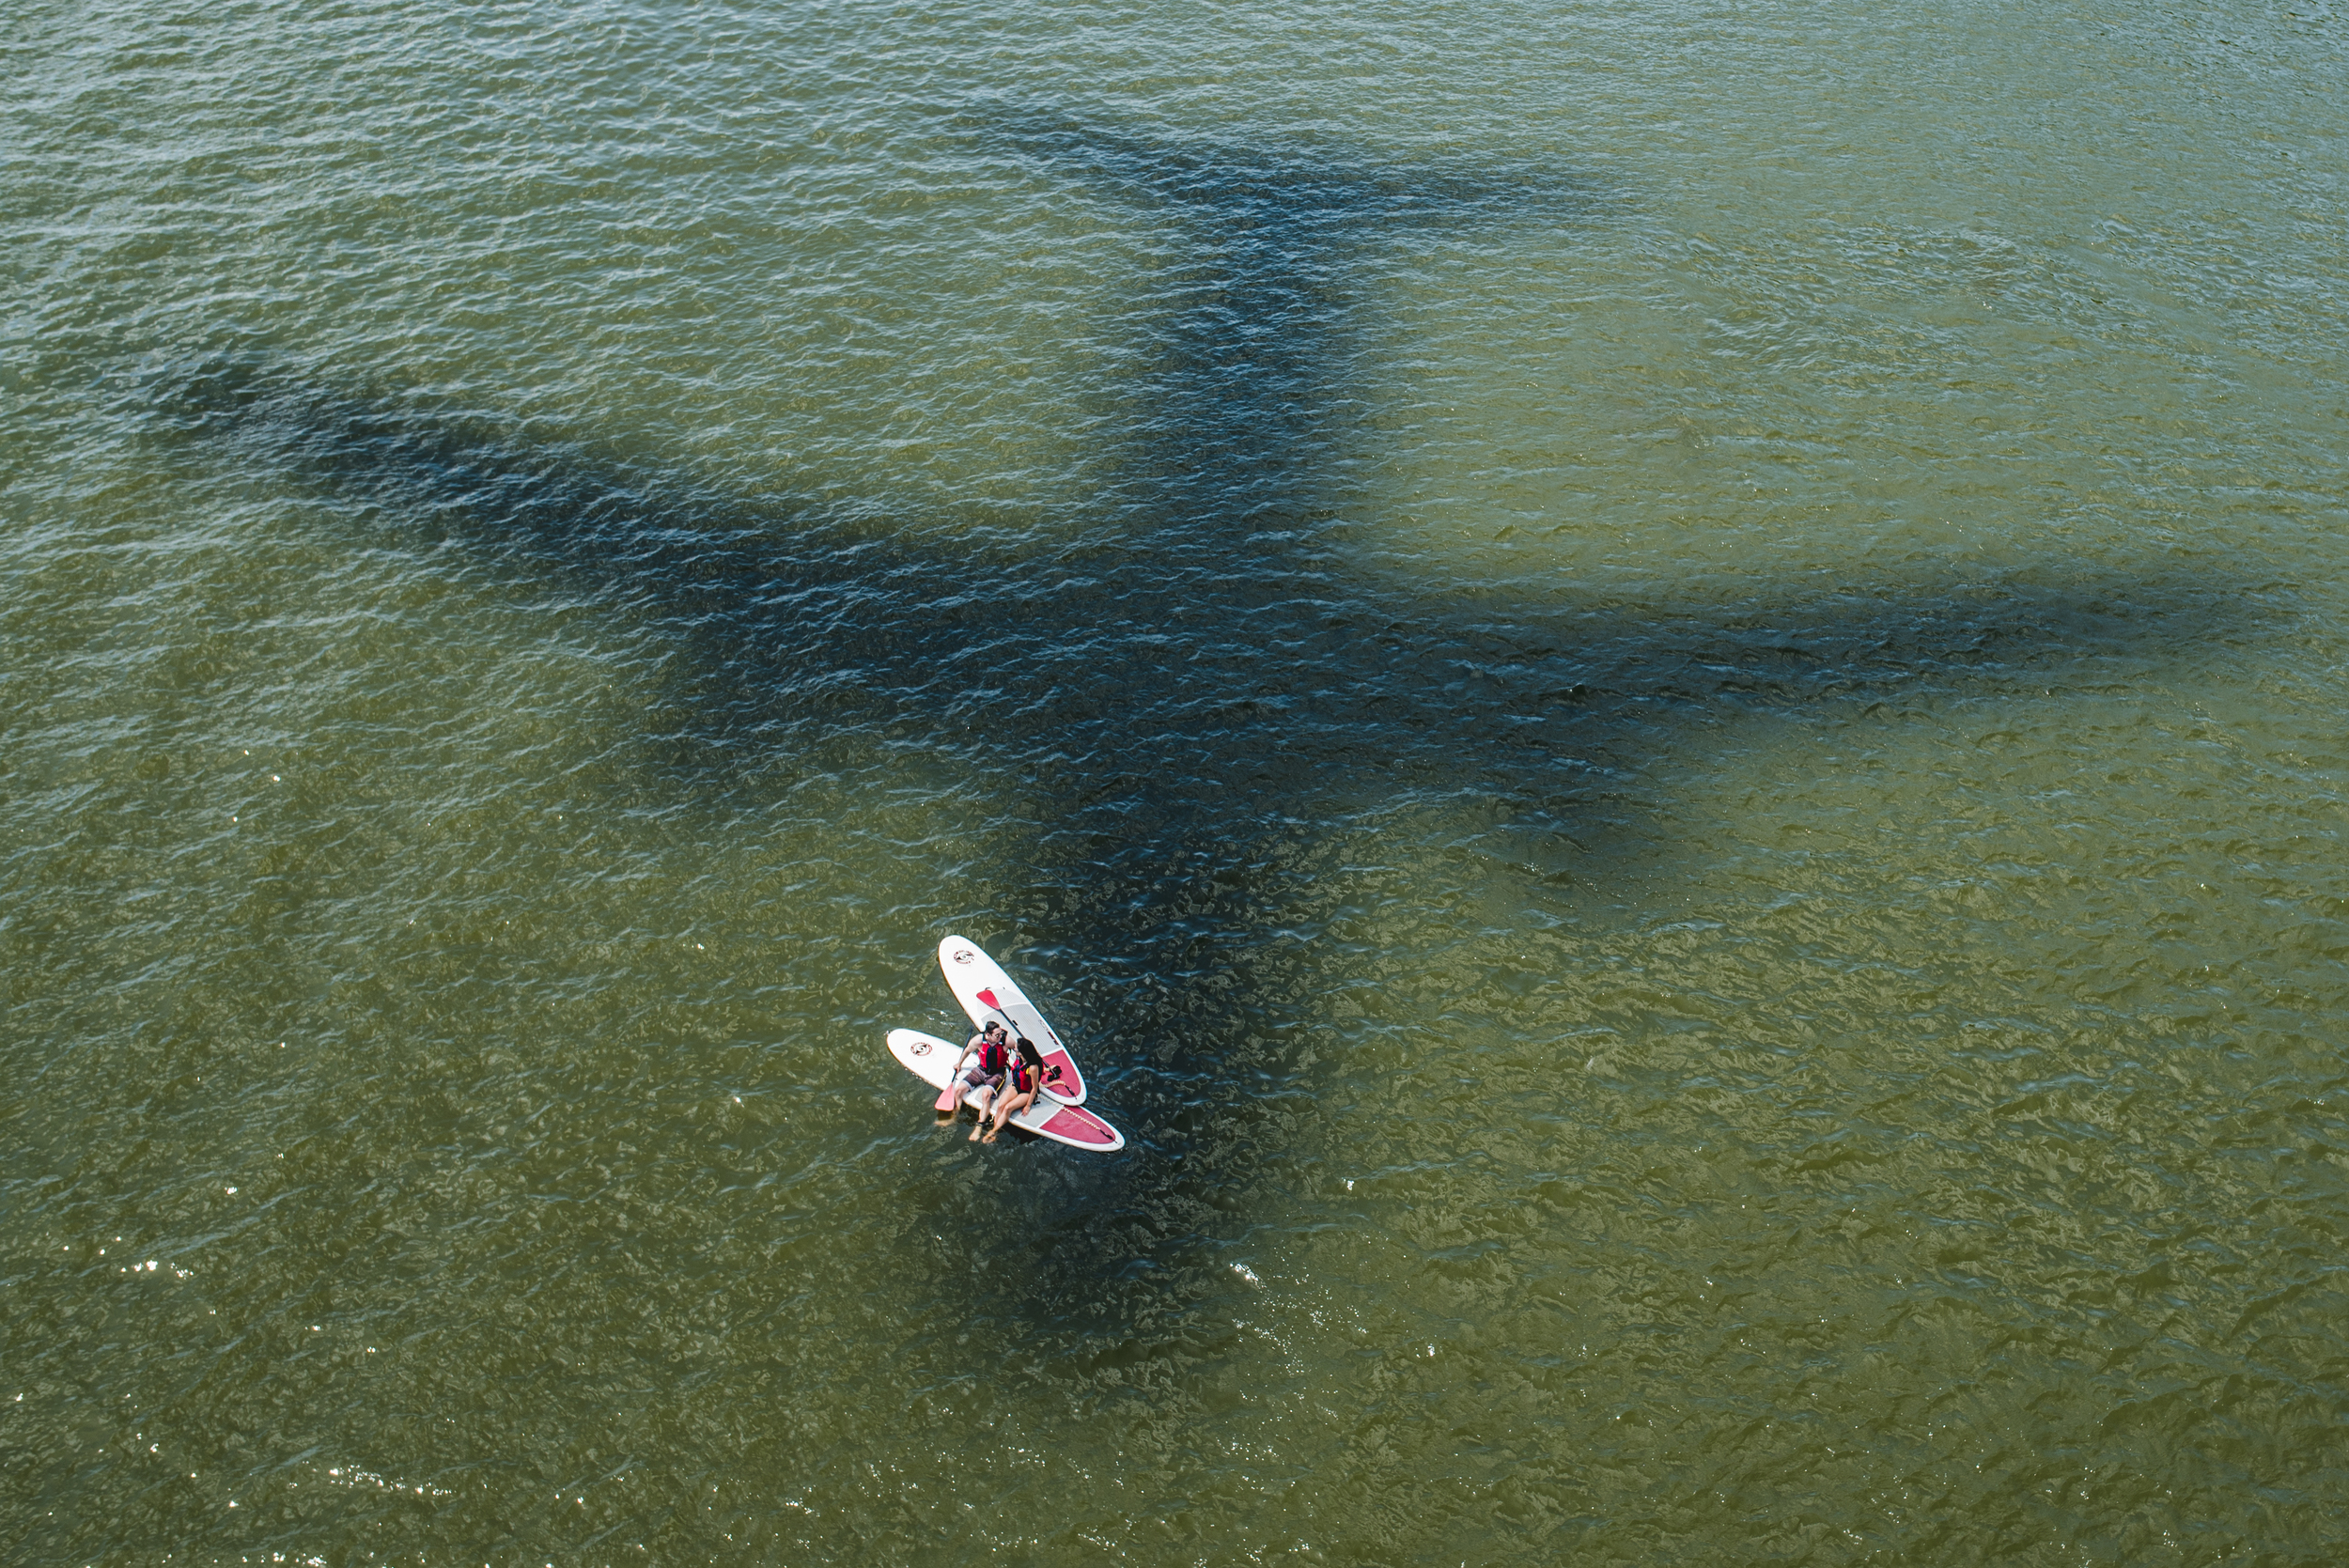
[975,102,1590,548]
[155,107,2248,1362]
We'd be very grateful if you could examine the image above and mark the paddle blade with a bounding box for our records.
[976,987,1002,1010]
[933,1084,960,1112]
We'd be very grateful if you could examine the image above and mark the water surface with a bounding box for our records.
[5,1,2347,1561]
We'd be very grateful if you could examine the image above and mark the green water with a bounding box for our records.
[6,1,2347,1562]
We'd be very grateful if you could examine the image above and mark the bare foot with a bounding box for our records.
[981,1127,999,1143]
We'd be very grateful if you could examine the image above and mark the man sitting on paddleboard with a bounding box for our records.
[943,1022,1014,1126]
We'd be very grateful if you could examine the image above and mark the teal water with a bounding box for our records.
[5,1,2348,1562]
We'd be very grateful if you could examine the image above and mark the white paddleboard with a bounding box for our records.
[886,1029,1125,1152]
[936,935,1087,1105]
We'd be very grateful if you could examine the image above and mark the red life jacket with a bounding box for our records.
[976,1036,1008,1075]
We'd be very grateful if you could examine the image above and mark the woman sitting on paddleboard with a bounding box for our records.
[944,1022,1014,1125]
[978,1036,1065,1144]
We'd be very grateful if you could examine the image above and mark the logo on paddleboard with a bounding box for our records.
[952,948,975,965]
[910,1040,931,1055]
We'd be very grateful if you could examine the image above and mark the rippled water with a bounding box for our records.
[7,1,2348,1561]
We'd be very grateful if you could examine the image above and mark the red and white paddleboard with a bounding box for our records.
[936,935,1087,1105]
[886,1029,1125,1152]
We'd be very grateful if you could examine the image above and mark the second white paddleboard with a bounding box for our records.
[936,934,1087,1104]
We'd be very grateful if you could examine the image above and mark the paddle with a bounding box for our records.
[974,987,1020,1032]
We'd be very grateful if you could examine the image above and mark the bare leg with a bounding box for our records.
[985,1091,1032,1142]
[966,1087,994,1140]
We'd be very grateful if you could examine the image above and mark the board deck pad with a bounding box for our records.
[936,935,1087,1104]
[886,1029,1124,1151]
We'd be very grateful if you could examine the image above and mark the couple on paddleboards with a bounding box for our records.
[942,1019,1062,1143]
